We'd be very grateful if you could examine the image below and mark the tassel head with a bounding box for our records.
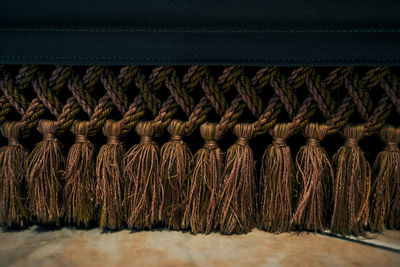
[184,122,223,234]
[95,120,124,230]
[218,123,256,234]
[370,125,400,231]
[160,120,192,230]
[291,123,334,232]
[27,120,63,225]
[64,121,95,226]
[123,121,163,229]
[260,123,295,233]
[0,122,29,226]
[331,124,371,236]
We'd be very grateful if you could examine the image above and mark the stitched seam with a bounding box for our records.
[1,55,400,61]
[1,28,400,33]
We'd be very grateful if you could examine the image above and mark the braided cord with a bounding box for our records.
[0,65,398,142]
[182,66,242,135]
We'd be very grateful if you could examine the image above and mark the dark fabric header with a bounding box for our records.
[1,1,399,65]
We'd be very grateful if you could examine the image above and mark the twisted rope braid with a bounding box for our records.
[217,68,276,138]
[0,72,29,115]
[183,66,241,135]
[0,66,397,141]
[67,66,110,136]
[345,69,391,136]
[68,66,102,117]
[150,66,224,134]
[18,66,71,135]
[0,66,47,137]
[0,96,12,125]
[381,75,400,114]
[0,65,40,118]
[303,67,390,135]
[268,69,314,136]
[99,67,160,136]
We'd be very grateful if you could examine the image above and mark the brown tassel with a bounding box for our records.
[160,120,191,230]
[95,120,124,230]
[123,121,163,229]
[183,122,223,234]
[64,121,95,227]
[331,124,371,236]
[370,125,400,232]
[260,123,295,233]
[218,123,256,234]
[0,122,29,227]
[291,123,334,232]
[27,120,63,225]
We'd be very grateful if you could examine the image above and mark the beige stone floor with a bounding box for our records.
[0,227,399,267]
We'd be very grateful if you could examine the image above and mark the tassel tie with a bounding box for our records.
[184,122,223,234]
[331,124,371,236]
[291,123,334,232]
[27,120,63,225]
[64,121,95,227]
[123,121,163,229]
[160,120,192,230]
[218,123,256,234]
[95,120,124,230]
[260,123,295,233]
[370,125,400,231]
[0,122,29,227]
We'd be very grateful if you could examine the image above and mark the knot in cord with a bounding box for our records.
[107,136,120,145]
[71,121,90,143]
[343,124,364,148]
[1,121,21,146]
[200,122,220,150]
[344,138,358,148]
[304,123,327,147]
[233,123,253,147]
[135,121,155,145]
[378,125,400,152]
[168,119,185,136]
[385,142,399,152]
[140,135,153,144]
[168,120,185,143]
[75,134,89,143]
[170,135,183,142]
[269,123,292,147]
[204,140,218,149]
[43,133,55,141]
[7,137,19,146]
[37,120,57,141]
[306,138,320,147]
[236,137,249,146]
[103,120,121,145]
[273,137,287,147]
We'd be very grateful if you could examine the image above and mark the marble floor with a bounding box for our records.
[0,227,399,267]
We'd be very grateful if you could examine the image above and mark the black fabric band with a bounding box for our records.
[1,0,399,66]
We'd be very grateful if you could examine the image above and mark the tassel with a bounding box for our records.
[370,125,400,232]
[0,122,29,227]
[64,121,95,227]
[291,123,334,232]
[27,120,63,225]
[260,123,295,233]
[331,124,371,236]
[123,121,163,229]
[183,122,223,234]
[95,120,124,230]
[218,123,256,234]
[160,120,191,230]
